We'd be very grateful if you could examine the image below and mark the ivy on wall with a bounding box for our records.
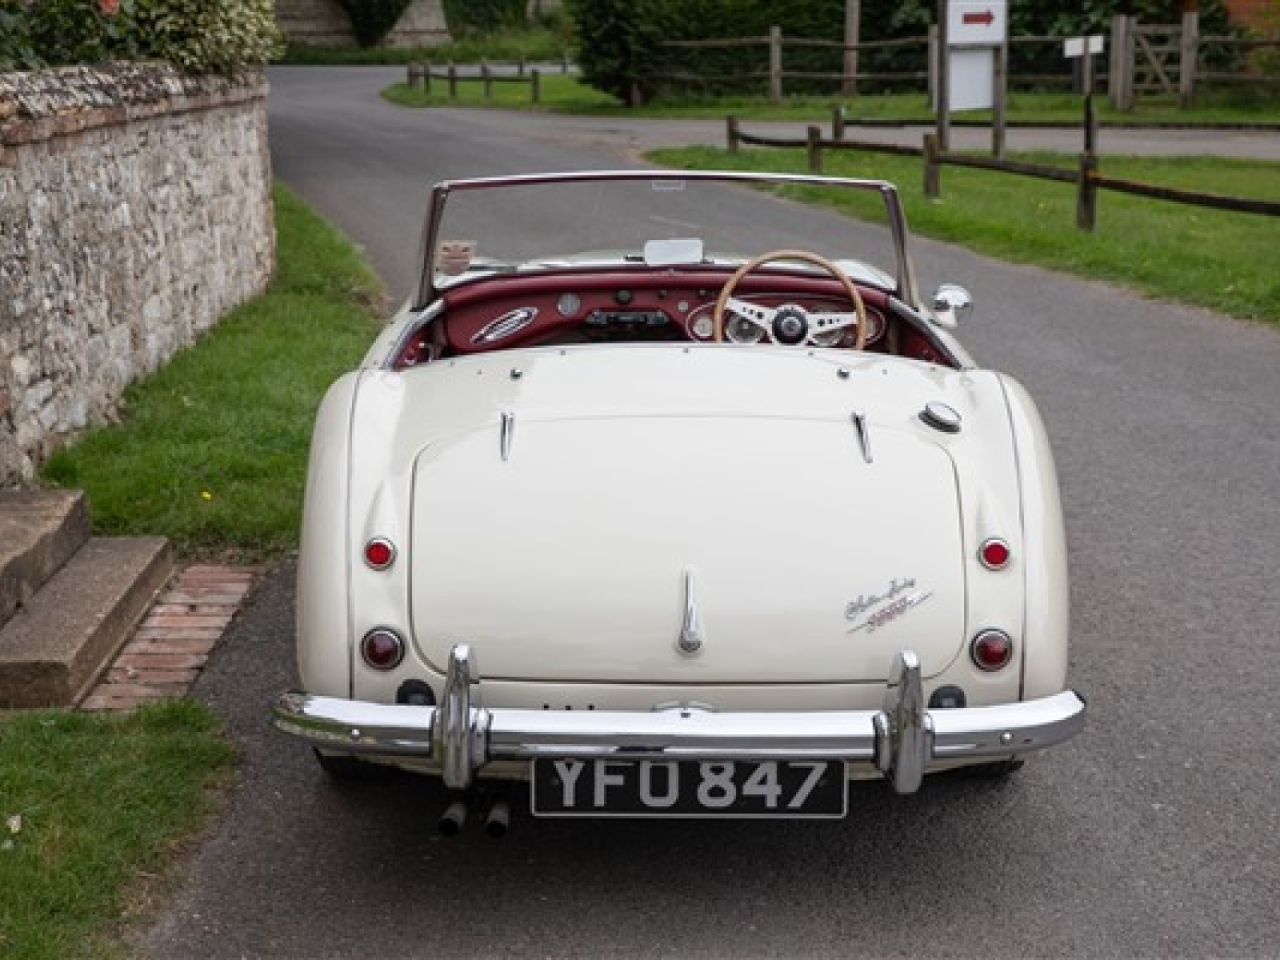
[0,0,283,73]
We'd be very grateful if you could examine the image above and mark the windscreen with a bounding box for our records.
[425,174,902,296]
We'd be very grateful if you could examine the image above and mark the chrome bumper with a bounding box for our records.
[271,644,1086,796]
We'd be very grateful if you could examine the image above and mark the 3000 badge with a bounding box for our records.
[531,758,847,818]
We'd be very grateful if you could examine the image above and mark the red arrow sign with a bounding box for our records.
[962,10,995,26]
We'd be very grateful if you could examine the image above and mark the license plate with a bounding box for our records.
[531,758,847,818]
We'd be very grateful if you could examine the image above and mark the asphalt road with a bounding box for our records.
[143,68,1280,959]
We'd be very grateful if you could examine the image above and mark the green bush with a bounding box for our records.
[336,0,412,47]
[0,0,137,68]
[0,0,283,73]
[0,7,39,71]
[566,0,670,105]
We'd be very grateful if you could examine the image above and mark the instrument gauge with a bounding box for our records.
[690,314,715,340]
[810,326,845,347]
[725,315,765,344]
[556,293,582,318]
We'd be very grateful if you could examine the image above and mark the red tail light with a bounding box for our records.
[979,538,1011,570]
[361,629,405,670]
[364,537,396,570]
[970,629,1013,672]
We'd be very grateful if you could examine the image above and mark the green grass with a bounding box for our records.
[40,185,383,563]
[0,701,234,960]
[382,71,616,111]
[626,89,1279,125]
[381,73,1280,125]
[649,145,1280,324]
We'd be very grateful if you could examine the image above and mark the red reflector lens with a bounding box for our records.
[979,538,1011,570]
[361,629,405,670]
[364,538,396,570]
[971,629,1013,672]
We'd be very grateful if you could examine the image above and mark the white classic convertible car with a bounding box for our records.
[272,170,1085,832]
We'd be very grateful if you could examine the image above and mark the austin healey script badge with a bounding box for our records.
[845,577,933,634]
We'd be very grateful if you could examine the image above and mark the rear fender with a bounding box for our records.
[1000,376,1071,698]
[297,373,360,697]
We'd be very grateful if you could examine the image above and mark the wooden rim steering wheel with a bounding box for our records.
[712,249,868,350]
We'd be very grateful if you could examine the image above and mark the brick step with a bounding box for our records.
[0,489,91,628]
[0,537,174,708]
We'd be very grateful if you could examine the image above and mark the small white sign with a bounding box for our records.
[950,47,994,111]
[948,0,1007,47]
[1064,35,1106,58]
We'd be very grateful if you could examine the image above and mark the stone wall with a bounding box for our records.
[0,63,273,486]
[276,0,451,48]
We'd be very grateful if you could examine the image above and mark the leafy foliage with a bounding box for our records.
[0,7,39,70]
[336,0,413,47]
[443,0,528,38]
[0,0,138,68]
[565,0,670,105]
[0,0,283,73]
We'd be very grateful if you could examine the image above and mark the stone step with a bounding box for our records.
[0,537,174,708]
[0,489,91,628]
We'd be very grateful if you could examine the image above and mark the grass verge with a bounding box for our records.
[41,185,384,563]
[0,701,234,960]
[649,145,1280,325]
[381,71,616,111]
[381,74,1280,125]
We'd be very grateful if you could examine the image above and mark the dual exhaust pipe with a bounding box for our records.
[438,798,510,838]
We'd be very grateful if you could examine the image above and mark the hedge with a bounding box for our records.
[0,0,283,74]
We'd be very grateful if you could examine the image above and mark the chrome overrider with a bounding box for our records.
[271,644,1086,796]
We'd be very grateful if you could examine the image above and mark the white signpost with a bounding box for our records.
[935,0,1008,155]
[947,1,1007,110]
[1063,34,1106,95]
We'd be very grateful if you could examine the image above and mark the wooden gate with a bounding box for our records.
[1109,13,1200,110]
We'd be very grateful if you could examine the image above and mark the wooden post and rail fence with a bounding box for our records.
[656,15,1279,109]
[404,54,572,104]
[724,110,1280,233]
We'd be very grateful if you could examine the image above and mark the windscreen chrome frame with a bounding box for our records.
[415,170,920,312]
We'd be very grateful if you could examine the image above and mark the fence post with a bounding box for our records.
[407,62,422,90]
[482,62,493,100]
[424,61,431,95]
[1077,152,1098,231]
[1109,15,1134,111]
[806,125,823,174]
[831,106,845,140]
[518,57,526,78]
[1179,11,1199,109]
[843,0,860,97]
[448,63,458,100]
[769,25,783,104]
[1082,91,1098,156]
[531,69,541,104]
[923,133,941,200]
[992,41,1008,159]
[933,1,950,153]
[726,115,740,153]
[927,23,938,107]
